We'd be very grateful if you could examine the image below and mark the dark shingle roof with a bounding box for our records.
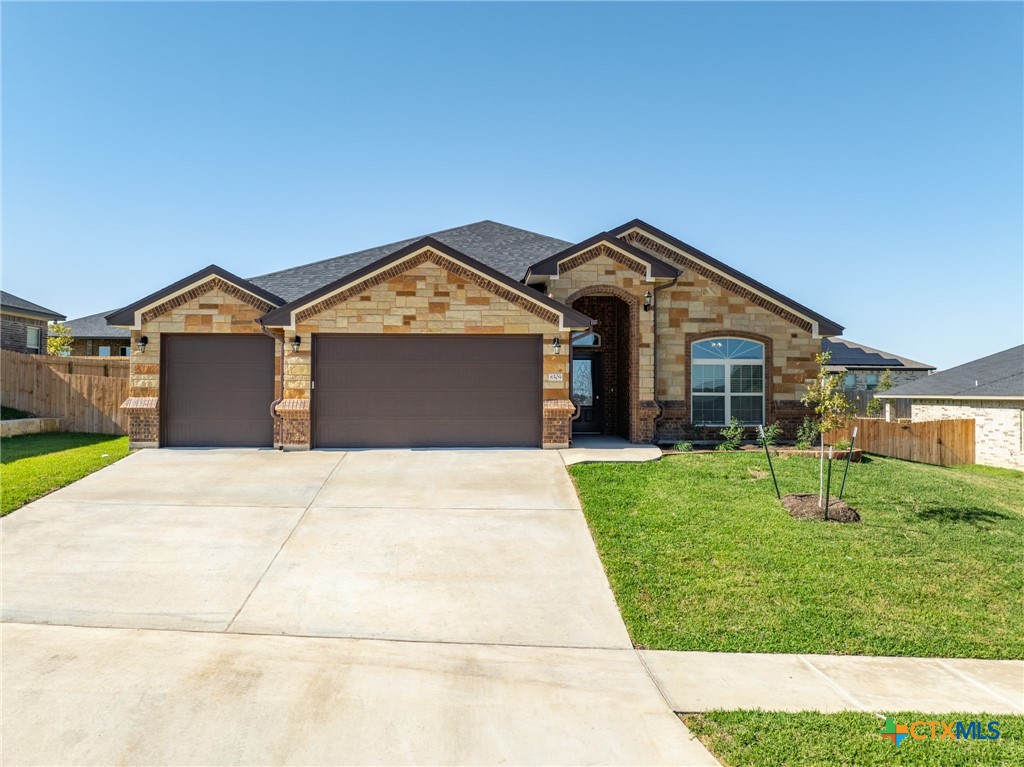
[823,338,934,371]
[54,310,131,339]
[248,220,572,302]
[0,290,64,321]
[876,345,1024,399]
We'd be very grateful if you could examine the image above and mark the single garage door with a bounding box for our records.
[162,335,275,447]
[313,335,541,448]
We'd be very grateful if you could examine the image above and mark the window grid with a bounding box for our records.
[692,338,765,426]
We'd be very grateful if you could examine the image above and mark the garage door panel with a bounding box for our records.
[162,335,275,448]
[314,336,541,448]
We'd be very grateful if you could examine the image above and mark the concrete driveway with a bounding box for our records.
[1,448,717,766]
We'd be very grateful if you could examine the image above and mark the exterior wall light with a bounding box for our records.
[643,291,653,312]
[291,336,302,353]
[137,335,148,353]
[552,337,562,354]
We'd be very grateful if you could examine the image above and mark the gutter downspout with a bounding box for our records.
[652,276,679,436]
[259,322,285,451]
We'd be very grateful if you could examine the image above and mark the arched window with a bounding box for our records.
[691,338,765,425]
[573,331,601,347]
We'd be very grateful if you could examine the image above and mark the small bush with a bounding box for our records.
[757,421,783,448]
[865,398,884,418]
[673,441,694,452]
[794,417,819,450]
[716,418,744,451]
[835,438,851,451]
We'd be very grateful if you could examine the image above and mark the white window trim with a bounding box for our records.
[691,338,765,426]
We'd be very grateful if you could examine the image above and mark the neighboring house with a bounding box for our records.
[0,291,65,355]
[823,337,934,391]
[55,310,132,356]
[106,219,844,450]
[875,345,1024,471]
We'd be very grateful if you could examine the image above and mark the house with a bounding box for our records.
[823,337,934,391]
[874,345,1024,470]
[0,291,65,355]
[54,310,132,356]
[106,219,844,450]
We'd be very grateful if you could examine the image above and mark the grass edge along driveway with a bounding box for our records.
[1,433,130,515]
[682,710,1023,767]
[569,453,1023,659]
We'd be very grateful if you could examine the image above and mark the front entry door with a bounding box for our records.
[572,354,604,434]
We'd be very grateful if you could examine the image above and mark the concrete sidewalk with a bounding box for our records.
[641,650,1024,714]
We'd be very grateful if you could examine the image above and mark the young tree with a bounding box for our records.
[801,351,853,434]
[47,322,73,356]
[865,370,893,418]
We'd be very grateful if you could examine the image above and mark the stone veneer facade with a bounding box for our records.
[911,400,1024,470]
[283,247,575,449]
[124,278,278,448]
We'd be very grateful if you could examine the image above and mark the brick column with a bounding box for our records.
[121,397,159,448]
[275,399,311,450]
[543,399,575,449]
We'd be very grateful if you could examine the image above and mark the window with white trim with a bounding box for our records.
[691,338,765,425]
[26,326,41,354]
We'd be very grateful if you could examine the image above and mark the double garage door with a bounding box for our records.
[161,335,541,448]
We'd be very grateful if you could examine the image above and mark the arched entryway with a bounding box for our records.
[570,293,634,440]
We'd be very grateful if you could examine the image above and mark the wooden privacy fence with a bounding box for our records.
[1,350,128,435]
[824,417,975,467]
[39,355,130,379]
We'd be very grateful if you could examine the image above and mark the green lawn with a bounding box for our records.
[1,406,34,420]
[1,433,130,515]
[569,453,1023,658]
[683,710,1023,767]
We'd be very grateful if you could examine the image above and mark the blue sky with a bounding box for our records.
[3,1,1021,369]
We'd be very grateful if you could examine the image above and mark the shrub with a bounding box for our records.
[716,418,744,451]
[835,438,851,451]
[865,398,884,418]
[757,421,783,448]
[673,441,694,453]
[795,417,819,450]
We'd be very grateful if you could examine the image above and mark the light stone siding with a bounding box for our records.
[912,399,1024,471]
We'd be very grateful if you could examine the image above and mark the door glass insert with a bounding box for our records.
[572,359,594,406]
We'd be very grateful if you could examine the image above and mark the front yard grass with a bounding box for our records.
[1,433,130,515]
[682,710,1023,767]
[569,453,1023,658]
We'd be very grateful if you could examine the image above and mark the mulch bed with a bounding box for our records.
[781,493,861,523]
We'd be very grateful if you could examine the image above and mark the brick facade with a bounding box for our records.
[1,314,48,355]
[911,400,1024,470]
[286,248,574,449]
[123,280,277,449]
[69,338,131,357]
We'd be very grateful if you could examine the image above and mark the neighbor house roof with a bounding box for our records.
[875,345,1024,400]
[53,310,131,339]
[260,237,594,330]
[609,219,844,336]
[0,290,65,321]
[823,338,935,372]
[249,220,572,302]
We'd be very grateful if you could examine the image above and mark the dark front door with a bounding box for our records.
[161,335,275,447]
[572,354,604,434]
[313,335,542,448]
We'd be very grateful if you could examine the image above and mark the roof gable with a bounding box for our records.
[525,233,679,281]
[609,219,844,337]
[877,345,1024,400]
[106,266,285,327]
[260,237,593,330]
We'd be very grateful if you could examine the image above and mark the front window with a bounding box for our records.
[843,373,856,389]
[26,326,41,354]
[692,338,764,425]
[98,346,112,357]
[865,374,879,390]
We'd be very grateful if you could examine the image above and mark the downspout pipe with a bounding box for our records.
[259,322,285,451]
[651,275,679,438]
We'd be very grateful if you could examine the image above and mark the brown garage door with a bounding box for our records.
[313,335,541,448]
[162,335,275,447]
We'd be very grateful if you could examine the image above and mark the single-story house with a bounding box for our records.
[874,345,1024,470]
[106,219,844,450]
[54,310,132,356]
[0,291,65,355]
[823,337,934,390]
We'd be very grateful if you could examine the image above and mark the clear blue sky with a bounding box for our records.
[3,2,1021,370]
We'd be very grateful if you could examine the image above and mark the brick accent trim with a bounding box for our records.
[557,243,647,277]
[141,278,275,324]
[296,249,561,326]
[566,285,649,443]
[684,329,776,427]
[623,231,814,333]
